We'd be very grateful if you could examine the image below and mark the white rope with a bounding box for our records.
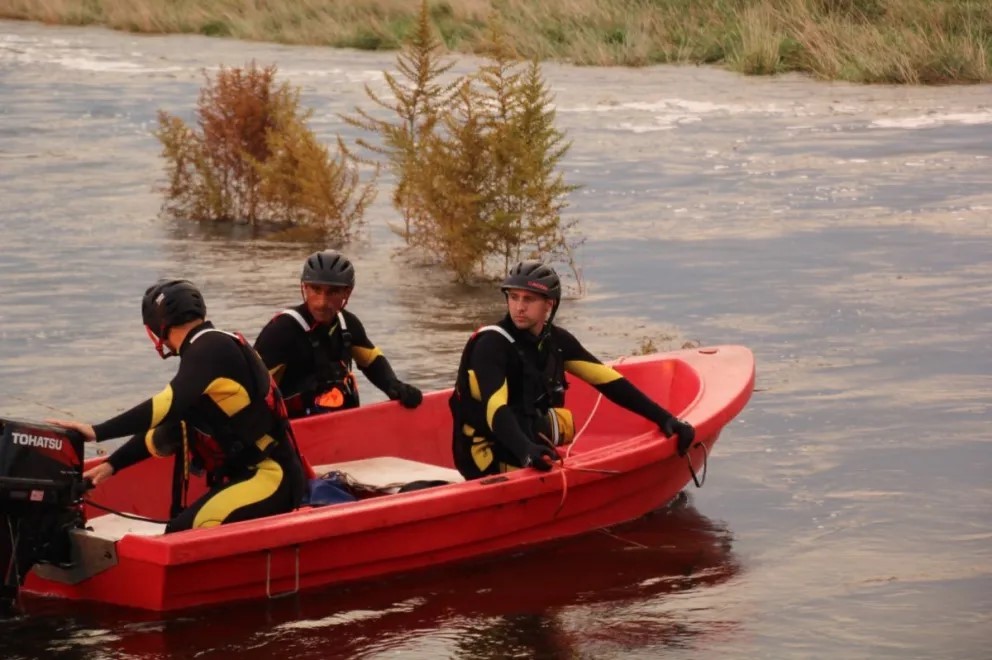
[566,355,627,459]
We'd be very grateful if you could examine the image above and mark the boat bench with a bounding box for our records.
[84,515,167,540]
[310,456,464,492]
[83,457,462,541]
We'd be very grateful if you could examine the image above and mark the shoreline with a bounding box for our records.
[1,0,990,84]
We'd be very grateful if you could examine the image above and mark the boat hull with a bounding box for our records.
[22,345,754,611]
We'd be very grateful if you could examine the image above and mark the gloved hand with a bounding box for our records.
[523,441,560,472]
[389,382,423,409]
[661,416,696,457]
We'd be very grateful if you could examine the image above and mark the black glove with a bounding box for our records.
[661,417,696,457]
[389,382,423,409]
[523,441,560,472]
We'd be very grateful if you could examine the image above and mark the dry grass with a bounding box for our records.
[1,0,989,82]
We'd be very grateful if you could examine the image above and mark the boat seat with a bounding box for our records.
[79,457,461,540]
[83,515,167,541]
[310,456,464,491]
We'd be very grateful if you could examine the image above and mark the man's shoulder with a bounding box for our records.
[260,308,309,334]
[467,324,517,354]
[463,331,521,380]
[339,309,364,327]
[547,324,583,349]
[184,326,243,359]
[548,323,576,340]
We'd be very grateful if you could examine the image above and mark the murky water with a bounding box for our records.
[1,20,990,659]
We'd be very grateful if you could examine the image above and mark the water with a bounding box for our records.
[1,20,990,659]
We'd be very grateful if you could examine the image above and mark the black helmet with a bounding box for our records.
[500,260,561,301]
[142,279,206,340]
[301,250,355,288]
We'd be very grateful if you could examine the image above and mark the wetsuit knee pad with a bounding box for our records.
[537,407,574,446]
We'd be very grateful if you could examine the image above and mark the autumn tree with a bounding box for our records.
[353,7,583,285]
[157,62,373,241]
[344,0,459,243]
[409,80,495,278]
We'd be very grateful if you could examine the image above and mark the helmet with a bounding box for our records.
[142,279,206,341]
[500,260,561,301]
[301,250,355,288]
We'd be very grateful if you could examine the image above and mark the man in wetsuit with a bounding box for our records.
[51,279,306,533]
[450,260,696,479]
[254,249,422,418]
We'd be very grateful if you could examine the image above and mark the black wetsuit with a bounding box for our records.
[253,304,405,418]
[451,315,676,479]
[95,322,305,533]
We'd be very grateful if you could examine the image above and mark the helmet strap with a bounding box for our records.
[145,324,175,359]
[539,299,560,342]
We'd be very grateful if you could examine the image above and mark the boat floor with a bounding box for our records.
[85,456,463,541]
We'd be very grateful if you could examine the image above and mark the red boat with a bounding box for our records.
[19,345,754,612]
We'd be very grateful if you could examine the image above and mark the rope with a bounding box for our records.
[551,356,627,517]
[596,527,649,549]
[4,519,21,589]
[83,499,170,525]
[550,354,707,518]
[687,441,708,488]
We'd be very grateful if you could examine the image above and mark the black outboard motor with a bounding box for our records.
[0,418,86,609]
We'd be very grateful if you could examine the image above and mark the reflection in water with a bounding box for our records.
[2,497,738,659]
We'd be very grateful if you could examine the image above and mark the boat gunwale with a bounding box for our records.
[104,346,754,565]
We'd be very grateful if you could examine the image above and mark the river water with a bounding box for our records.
[1,20,990,659]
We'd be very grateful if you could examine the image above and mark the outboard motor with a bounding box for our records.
[0,418,86,609]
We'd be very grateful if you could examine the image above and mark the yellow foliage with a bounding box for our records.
[353,5,584,284]
[156,61,374,239]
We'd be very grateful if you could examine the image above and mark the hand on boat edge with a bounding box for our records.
[524,442,560,472]
[661,417,696,456]
[388,382,423,409]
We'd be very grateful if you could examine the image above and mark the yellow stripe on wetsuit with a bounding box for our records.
[149,378,253,428]
[351,345,383,369]
[150,386,174,427]
[565,360,623,385]
[485,381,510,430]
[204,377,251,416]
[192,457,284,529]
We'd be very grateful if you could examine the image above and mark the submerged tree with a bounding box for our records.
[351,7,583,285]
[475,26,580,275]
[506,60,582,282]
[410,80,495,279]
[474,24,526,271]
[156,62,373,241]
[345,0,459,243]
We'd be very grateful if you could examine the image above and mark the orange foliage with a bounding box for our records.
[156,62,374,241]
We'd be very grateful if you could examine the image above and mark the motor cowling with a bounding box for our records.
[0,418,86,608]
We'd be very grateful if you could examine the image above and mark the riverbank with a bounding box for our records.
[1,0,989,83]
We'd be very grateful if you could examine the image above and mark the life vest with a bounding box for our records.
[450,322,567,442]
[280,309,360,416]
[169,328,305,514]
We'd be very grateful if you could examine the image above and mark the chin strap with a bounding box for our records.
[145,324,176,359]
[538,298,561,344]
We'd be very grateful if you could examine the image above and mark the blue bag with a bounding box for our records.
[306,471,358,507]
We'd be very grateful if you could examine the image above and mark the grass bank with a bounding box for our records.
[2,0,990,83]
